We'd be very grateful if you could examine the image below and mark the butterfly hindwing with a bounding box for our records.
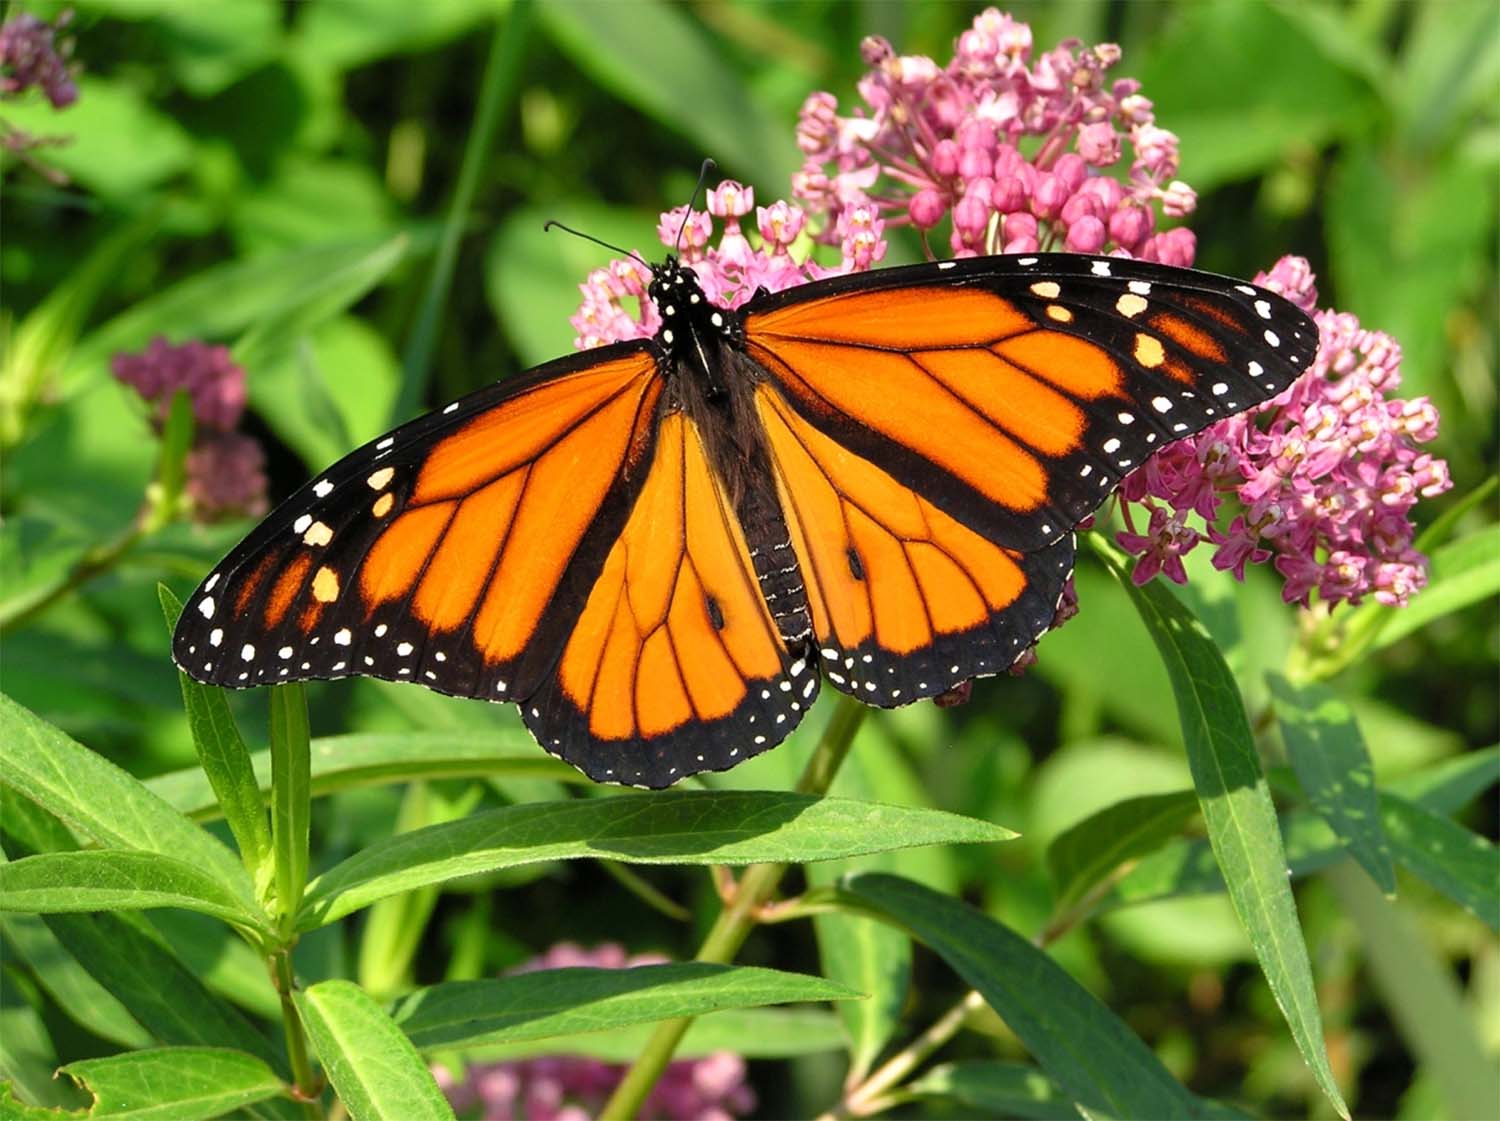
[743,254,1318,553]
[171,347,663,702]
[754,382,1074,705]
[522,410,818,787]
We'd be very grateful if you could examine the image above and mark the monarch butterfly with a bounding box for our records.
[172,244,1317,787]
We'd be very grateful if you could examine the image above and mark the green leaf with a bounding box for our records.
[486,202,657,365]
[1374,524,1500,649]
[393,963,858,1051]
[1133,3,1374,191]
[291,0,495,71]
[269,685,312,930]
[459,1007,845,1063]
[145,730,573,820]
[903,1061,1084,1120]
[159,586,270,881]
[0,914,152,1048]
[251,317,401,471]
[39,911,286,1077]
[299,792,1015,929]
[233,233,413,375]
[1100,543,1349,1119]
[538,0,796,190]
[0,694,251,898]
[68,232,435,392]
[1323,861,1500,1121]
[59,1047,285,1121]
[0,76,194,198]
[841,873,1199,1120]
[810,901,909,1083]
[1387,746,1499,813]
[0,851,268,931]
[1380,792,1499,930]
[1268,673,1395,893]
[296,980,454,1121]
[1045,791,1200,911]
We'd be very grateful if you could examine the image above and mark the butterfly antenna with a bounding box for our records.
[541,221,650,268]
[674,157,717,255]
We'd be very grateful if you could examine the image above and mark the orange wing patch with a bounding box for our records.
[750,285,1030,348]
[557,412,784,740]
[756,385,1028,661]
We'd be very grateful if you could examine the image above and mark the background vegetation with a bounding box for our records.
[1,2,1495,1119]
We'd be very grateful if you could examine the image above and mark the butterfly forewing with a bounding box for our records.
[742,254,1318,553]
[172,346,663,702]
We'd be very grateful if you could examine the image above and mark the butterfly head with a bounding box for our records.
[648,256,741,367]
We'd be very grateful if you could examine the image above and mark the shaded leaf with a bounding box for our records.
[1103,546,1348,1119]
[1387,746,1499,814]
[160,586,270,880]
[904,1061,1081,1120]
[842,873,1199,1120]
[1269,673,1395,893]
[300,792,1014,929]
[394,963,857,1051]
[1046,791,1199,911]
[1380,792,1499,930]
[146,730,568,821]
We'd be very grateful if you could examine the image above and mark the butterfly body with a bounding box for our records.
[173,251,1317,787]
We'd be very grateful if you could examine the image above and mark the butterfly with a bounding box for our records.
[172,247,1317,787]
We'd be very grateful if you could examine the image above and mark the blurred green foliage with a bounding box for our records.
[1,2,1495,1119]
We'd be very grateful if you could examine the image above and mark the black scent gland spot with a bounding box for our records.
[705,594,725,631]
[846,547,865,581]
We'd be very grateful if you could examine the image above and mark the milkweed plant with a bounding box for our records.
[1,6,1494,1121]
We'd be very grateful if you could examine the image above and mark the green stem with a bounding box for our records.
[0,519,143,634]
[270,684,313,935]
[598,696,868,1120]
[830,991,987,1120]
[272,948,322,1114]
[392,1,533,425]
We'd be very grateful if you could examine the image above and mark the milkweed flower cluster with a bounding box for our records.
[111,337,269,521]
[568,180,879,350]
[1116,256,1451,607]
[433,943,755,1121]
[792,7,1196,262]
[0,8,77,107]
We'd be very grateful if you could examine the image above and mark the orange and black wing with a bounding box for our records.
[522,410,817,787]
[742,253,1317,702]
[171,345,664,705]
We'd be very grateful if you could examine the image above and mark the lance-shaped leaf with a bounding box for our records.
[296,980,454,1121]
[59,1047,285,1121]
[842,873,1200,1119]
[1101,544,1349,1120]
[393,963,858,1051]
[1268,673,1395,893]
[299,792,1014,928]
[0,695,251,900]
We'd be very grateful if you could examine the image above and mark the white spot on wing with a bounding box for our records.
[198,597,215,619]
[334,628,352,646]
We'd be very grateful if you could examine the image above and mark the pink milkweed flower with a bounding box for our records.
[0,9,78,108]
[1116,256,1452,608]
[792,8,1196,263]
[110,337,268,522]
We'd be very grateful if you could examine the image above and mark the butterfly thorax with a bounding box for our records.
[649,257,745,402]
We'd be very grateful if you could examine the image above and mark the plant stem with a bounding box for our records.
[393,1,533,425]
[0,519,143,633]
[829,991,987,1119]
[597,695,867,1120]
[272,948,321,1114]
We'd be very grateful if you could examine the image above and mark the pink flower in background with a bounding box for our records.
[434,944,755,1121]
[792,8,1195,262]
[1116,257,1451,607]
[0,8,77,108]
[110,337,268,521]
